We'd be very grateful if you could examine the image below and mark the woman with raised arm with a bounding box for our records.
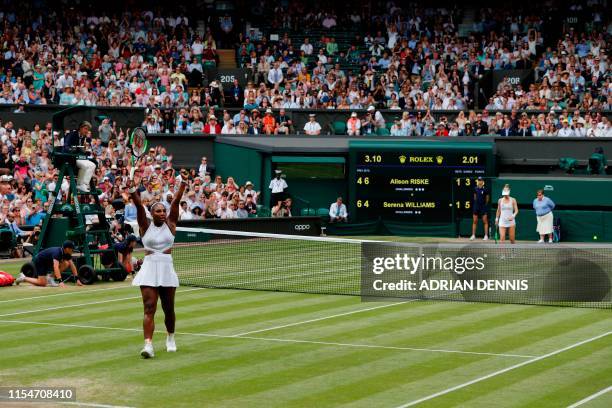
[129,169,188,358]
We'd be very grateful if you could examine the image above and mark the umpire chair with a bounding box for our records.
[24,111,128,284]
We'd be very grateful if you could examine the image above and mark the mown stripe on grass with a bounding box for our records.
[267,301,555,356]
[412,329,612,408]
[482,346,612,408]
[567,385,612,408]
[279,316,610,407]
[0,284,133,303]
[395,331,611,407]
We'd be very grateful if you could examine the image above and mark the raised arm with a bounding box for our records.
[167,169,189,234]
[129,175,149,236]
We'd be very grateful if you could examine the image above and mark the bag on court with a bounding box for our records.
[0,271,15,287]
[553,217,561,243]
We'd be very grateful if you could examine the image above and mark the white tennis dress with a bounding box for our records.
[498,198,516,228]
[132,222,180,287]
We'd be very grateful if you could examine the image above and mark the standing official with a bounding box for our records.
[269,169,288,207]
[470,177,490,240]
[533,189,555,243]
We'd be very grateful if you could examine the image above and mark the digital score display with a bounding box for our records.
[352,149,490,222]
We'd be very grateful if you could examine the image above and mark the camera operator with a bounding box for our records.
[272,197,293,217]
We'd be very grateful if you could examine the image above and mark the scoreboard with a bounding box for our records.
[349,141,495,223]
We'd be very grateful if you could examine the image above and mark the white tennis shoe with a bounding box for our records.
[538,239,544,243]
[15,272,26,285]
[469,235,475,240]
[166,334,177,352]
[483,236,489,241]
[141,341,154,359]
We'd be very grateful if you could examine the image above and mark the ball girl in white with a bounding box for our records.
[129,170,188,358]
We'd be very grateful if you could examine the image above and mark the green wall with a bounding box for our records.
[458,210,612,242]
[492,177,612,207]
[212,142,612,242]
[214,143,264,192]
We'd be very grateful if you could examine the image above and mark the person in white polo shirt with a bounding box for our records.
[557,119,575,137]
[329,197,348,222]
[304,113,322,135]
[269,169,288,207]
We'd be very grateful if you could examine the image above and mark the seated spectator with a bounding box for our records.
[276,109,293,135]
[204,115,222,134]
[347,112,361,135]
[390,121,407,136]
[191,115,205,133]
[235,201,249,218]
[262,109,277,134]
[244,194,258,215]
[435,124,449,137]
[272,198,293,217]
[143,115,161,134]
[329,197,348,223]
[216,201,234,219]
[497,119,515,137]
[176,115,192,134]
[221,121,237,134]
[304,114,322,135]
[367,106,386,129]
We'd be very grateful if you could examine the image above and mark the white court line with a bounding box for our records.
[231,335,535,358]
[567,385,612,408]
[0,319,531,359]
[0,396,134,408]
[231,290,463,337]
[0,288,204,318]
[396,331,612,407]
[0,284,132,304]
[231,300,415,337]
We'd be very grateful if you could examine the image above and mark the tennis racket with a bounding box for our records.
[494,224,499,243]
[129,127,148,180]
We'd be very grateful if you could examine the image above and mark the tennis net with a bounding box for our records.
[173,227,612,309]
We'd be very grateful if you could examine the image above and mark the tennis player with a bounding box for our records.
[15,241,82,287]
[470,177,490,241]
[129,170,188,358]
[495,184,519,243]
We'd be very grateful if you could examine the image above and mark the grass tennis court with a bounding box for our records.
[0,282,610,406]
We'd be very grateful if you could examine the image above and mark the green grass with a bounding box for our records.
[0,248,611,408]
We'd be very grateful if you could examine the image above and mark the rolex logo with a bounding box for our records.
[436,156,444,165]
[399,155,407,164]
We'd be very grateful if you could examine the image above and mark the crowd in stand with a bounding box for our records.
[238,1,609,112]
[0,2,607,118]
[0,118,265,257]
[0,1,609,136]
[350,107,612,137]
[0,4,224,107]
[139,104,612,137]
